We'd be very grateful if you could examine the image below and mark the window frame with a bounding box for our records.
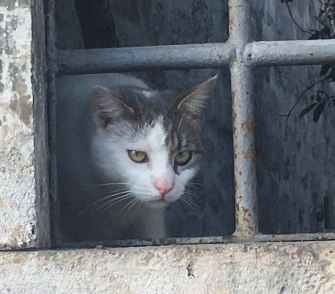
[47,0,335,248]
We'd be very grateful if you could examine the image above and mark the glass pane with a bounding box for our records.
[251,1,331,41]
[254,64,335,234]
[56,69,234,244]
[55,0,229,50]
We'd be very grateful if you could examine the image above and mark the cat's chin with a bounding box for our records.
[143,200,171,209]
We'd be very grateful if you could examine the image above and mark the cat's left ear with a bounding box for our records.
[91,86,134,128]
[176,75,218,117]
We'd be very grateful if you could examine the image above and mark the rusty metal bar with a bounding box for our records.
[62,232,335,249]
[57,43,235,75]
[57,39,335,74]
[229,0,258,237]
[45,0,62,247]
[245,39,335,66]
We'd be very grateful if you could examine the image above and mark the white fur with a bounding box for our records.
[139,89,155,99]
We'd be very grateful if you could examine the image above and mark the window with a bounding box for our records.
[3,1,335,292]
[2,0,335,250]
[44,0,335,248]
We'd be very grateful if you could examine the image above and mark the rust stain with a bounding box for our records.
[228,16,234,29]
[247,225,253,233]
[242,150,251,159]
[249,95,254,103]
[240,119,254,132]
[9,95,32,126]
[242,207,250,223]
[239,171,242,176]
[224,235,236,242]
[12,254,28,264]
[0,198,4,209]
[231,92,236,134]
[231,89,236,102]
[36,252,52,262]
[241,122,247,130]
[253,199,258,215]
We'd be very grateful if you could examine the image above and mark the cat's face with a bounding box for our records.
[90,76,217,208]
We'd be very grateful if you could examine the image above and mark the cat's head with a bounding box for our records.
[90,75,217,208]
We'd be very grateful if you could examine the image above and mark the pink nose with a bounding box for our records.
[153,178,174,197]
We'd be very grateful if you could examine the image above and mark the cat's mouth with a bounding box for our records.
[143,199,170,209]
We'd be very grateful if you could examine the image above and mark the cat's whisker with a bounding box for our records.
[179,197,192,212]
[86,193,135,229]
[116,197,138,218]
[129,188,153,194]
[84,182,129,190]
[180,194,199,214]
[91,193,135,217]
[79,194,135,231]
[92,194,132,215]
[75,190,131,220]
[126,198,140,214]
[107,197,140,236]
[187,182,203,186]
[94,188,133,198]
[122,198,140,220]
[184,190,202,200]
[80,197,130,232]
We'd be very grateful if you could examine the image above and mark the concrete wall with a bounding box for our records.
[0,0,49,248]
[2,242,335,293]
[0,0,36,248]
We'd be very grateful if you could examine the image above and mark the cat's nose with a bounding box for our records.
[153,178,174,197]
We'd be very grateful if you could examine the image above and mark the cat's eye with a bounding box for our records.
[128,150,148,163]
[174,151,192,166]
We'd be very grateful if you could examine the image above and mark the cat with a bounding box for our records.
[56,73,217,242]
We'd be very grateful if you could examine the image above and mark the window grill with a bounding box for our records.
[48,0,335,247]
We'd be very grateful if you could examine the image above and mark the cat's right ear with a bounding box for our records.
[91,86,134,128]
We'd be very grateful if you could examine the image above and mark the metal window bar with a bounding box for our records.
[49,0,335,247]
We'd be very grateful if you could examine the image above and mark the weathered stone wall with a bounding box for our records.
[0,1,37,248]
[2,241,335,293]
[0,0,49,248]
